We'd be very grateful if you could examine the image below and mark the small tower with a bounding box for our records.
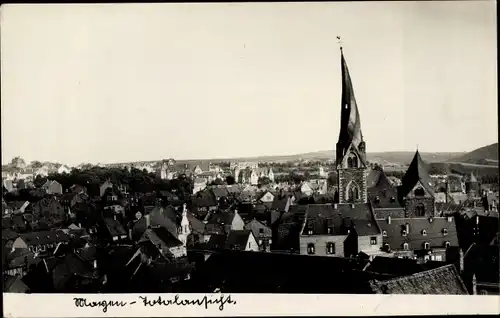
[465,172,479,198]
[178,203,191,247]
[268,168,275,183]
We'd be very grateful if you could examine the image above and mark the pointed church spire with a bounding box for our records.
[336,46,365,167]
[400,150,434,198]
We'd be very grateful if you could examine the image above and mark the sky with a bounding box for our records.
[1,1,497,166]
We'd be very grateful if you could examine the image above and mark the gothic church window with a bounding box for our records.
[347,154,358,168]
[348,185,360,201]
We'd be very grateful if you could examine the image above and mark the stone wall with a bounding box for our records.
[338,168,367,204]
[404,197,435,218]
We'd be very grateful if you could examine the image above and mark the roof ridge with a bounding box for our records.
[379,263,456,283]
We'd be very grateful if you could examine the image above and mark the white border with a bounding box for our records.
[3,293,500,317]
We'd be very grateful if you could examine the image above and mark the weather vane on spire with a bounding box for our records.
[337,36,343,51]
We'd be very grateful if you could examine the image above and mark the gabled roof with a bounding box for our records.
[369,264,468,294]
[186,212,206,235]
[19,230,70,246]
[140,227,183,250]
[301,203,381,236]
[3,275,29,293]
[245,219,272,238]
[103,218,127,237]
[225,230,252,250]
[211,187,230,198]
[192,191,217,207]
[399,151,434,198]
[133,206,178,238]
[378,217,458,251]
[367,169,403,209]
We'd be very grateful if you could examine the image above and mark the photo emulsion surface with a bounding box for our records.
[1,1,498,306]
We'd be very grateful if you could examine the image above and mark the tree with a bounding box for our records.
[30,161,43,168]
[327,172,338,187]
[10,156,26,168]
[225,176,235,185]
[211,178,224,186]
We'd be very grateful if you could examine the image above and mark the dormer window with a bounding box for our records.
[403,243,409,250]
[383,243,390,251]
[390,196,396,203]
[421,230,427,236]
[442,229,448,236]
[382,230,387,237]
[424,242,430,250]
[444,241,451,248]
[374,196,380,203]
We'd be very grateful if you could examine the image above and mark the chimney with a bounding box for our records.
[459,248,464,273]
[387,216,391,224]
[472,274,477,295]
[145,214,151,228]
[405,223,410,234]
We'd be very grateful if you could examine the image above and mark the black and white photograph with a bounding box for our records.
[1,1,498,315]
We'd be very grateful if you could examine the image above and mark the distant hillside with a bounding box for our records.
[190,150,461,166]
[447,143,498,165]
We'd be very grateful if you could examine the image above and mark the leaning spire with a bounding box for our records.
[336,41,365,166]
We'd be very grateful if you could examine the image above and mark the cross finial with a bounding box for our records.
[336,36,343,51]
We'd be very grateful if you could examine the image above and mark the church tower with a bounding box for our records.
[336,47,368,204]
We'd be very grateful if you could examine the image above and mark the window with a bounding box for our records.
[375,196,380,203]
[403,243,409,250]
[424,242,430,250]
[370,237,377,245]
[382,231,387,237]
[258,240,262,245]
[421,230,427,236]
[327,227,333,234]
[307,243,315,255]
[402,230,407,237]
[414,187,425,196]
[348,185,360,201]
[444,241,451,248]
[442,229,448,236]
[259,228,264,234]
[435,255,443,262]
[307,229,313,235]
[248,242,251,249]
[326,242,336,255]
[415,204,425,217]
